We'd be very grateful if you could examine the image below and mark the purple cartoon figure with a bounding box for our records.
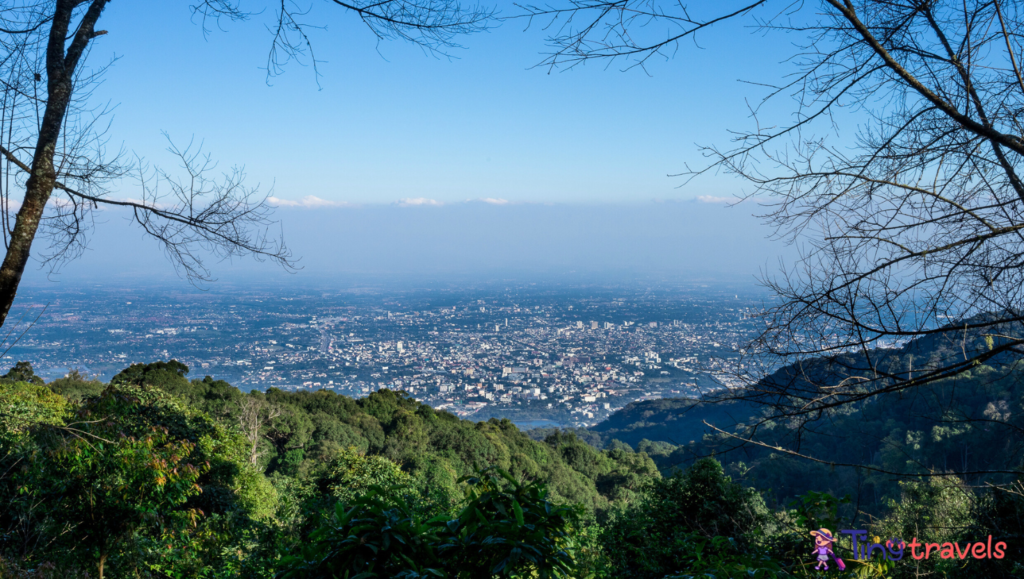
[811,528,845,571]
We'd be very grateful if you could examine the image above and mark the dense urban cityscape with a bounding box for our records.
[2,281,764,427]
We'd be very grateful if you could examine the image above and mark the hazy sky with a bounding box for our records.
[22,201,795,287]
[24,2,804,286]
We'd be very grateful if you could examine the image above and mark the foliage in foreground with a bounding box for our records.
[1,360,1024,578]
[279,468,578,579]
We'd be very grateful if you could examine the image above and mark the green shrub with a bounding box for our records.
[278,467,579,579]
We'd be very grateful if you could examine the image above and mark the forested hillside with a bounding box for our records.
[554,324,1024,519]
[2,358,1022,578]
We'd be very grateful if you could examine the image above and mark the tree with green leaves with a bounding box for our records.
[0,378,67,440]
[1,361,43,385]
[600,458,771,579]
[6,390,207,578]
[0,376,282,578]
[874,476,977,579]
[279,467,580,579]
[45,369,105,402]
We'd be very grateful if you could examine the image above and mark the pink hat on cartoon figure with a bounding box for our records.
[810,528,833,541]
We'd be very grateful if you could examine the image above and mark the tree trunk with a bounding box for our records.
[97,551,107,579]
[0,0,109,329]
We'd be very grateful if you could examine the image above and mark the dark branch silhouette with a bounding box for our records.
[528,0,1024,482]
[0,0,497,329]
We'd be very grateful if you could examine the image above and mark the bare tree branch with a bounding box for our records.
[529,0,1024,484]
[0,0,498,329]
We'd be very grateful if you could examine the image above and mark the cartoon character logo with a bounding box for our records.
[811,528,846,571]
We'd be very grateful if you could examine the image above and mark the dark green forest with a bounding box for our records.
[1,353,1023,578]
[560,325,1024,516]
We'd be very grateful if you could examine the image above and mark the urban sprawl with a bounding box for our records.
[5,283,763,426]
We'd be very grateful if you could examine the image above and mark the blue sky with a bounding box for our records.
[87,1,794,206]
[18,2,808,286]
